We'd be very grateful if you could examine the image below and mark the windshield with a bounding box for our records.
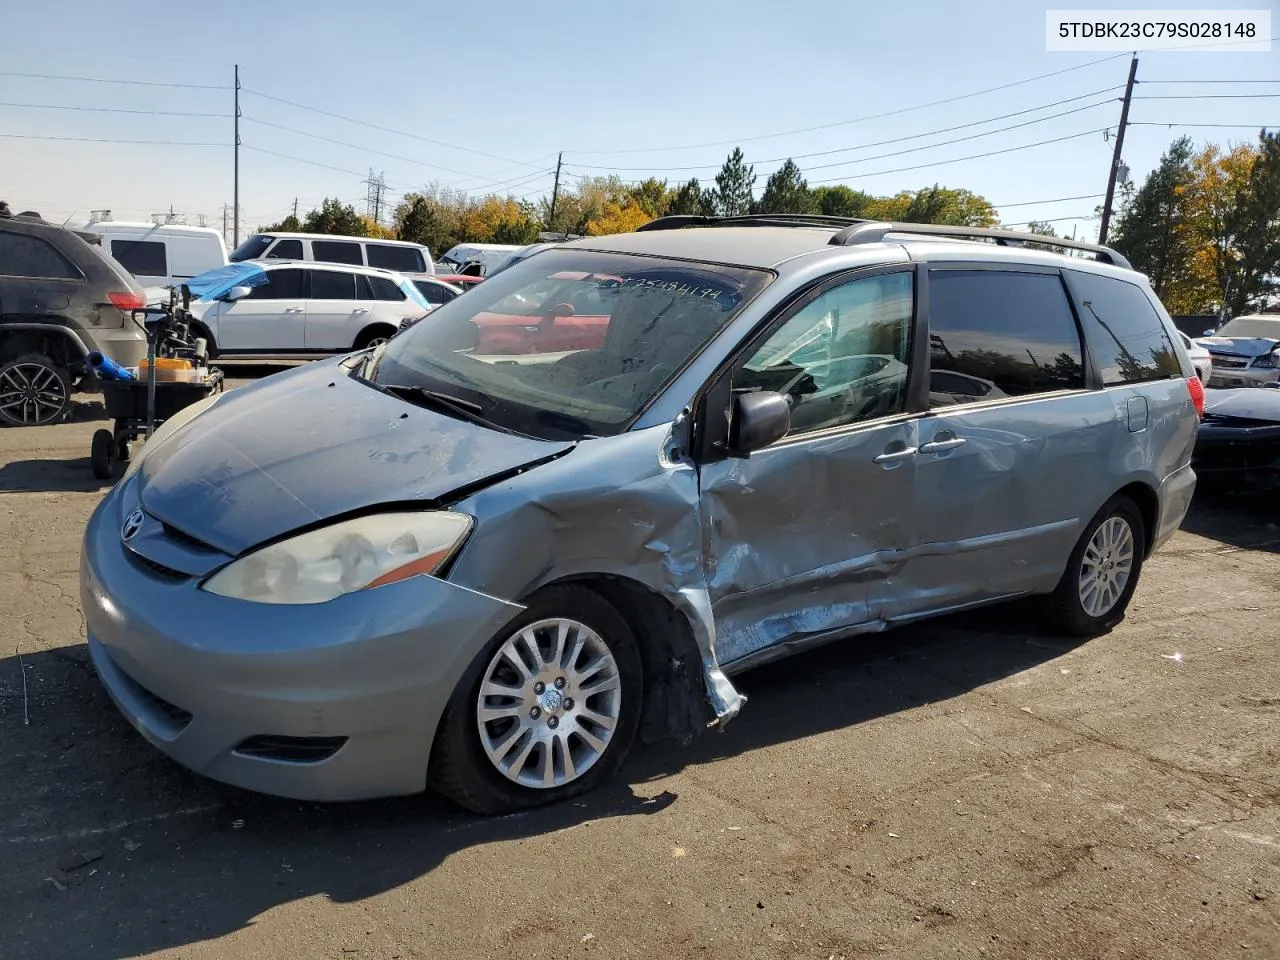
[372,249,771,439]
[1216,317,1280,340]
[229,234,273,262]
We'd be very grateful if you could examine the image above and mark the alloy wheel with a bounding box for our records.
[0,361,69,425]
[1078,516,1135,618]
[476,617,623,790]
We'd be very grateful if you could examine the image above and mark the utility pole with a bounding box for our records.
[222,203,228,244]
[547,152,563,230]
[292,197,298,221]
[1098,55,1137,246]
[233,64,241,246]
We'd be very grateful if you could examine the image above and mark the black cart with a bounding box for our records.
[90,287,222,480]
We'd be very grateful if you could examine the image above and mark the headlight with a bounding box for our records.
[202,511,473,604]
[121,391,223,482]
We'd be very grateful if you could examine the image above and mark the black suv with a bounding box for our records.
[0,211,149,425]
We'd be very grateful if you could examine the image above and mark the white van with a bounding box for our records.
[230,232,434,277]
[81,221,228,288]
[436,242,524,276]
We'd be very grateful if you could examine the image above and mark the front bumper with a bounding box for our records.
[1193,422,1280,490]
[80,491,522,801]
[1207,365,1279,389]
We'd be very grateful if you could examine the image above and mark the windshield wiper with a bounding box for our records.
[381,383,499,428]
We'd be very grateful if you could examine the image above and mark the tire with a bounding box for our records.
[0,353,72,427]
[1044,495,1146,637]
[431,584,644,815]
[354,325,397,350]
[91,429,116,480]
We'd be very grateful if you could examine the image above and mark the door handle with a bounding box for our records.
[353,307,368,314]
[919,436,967,454]
[873,445,918,464]
[284,307,303,314]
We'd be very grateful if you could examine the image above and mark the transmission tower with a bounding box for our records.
[364,168,387,225]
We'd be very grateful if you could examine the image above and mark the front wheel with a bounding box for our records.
[1044,495,1145,637]
[431,585,643,815]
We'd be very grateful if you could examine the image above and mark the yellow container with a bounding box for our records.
[139,357,195,382]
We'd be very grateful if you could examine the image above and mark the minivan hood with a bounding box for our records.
[1196,336,1279,357]
[136,359,574,555]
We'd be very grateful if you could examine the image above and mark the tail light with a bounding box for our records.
[108,291,146,312]
[1185,374,1205,420]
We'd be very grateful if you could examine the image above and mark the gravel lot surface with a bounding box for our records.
[1,374,1276,959]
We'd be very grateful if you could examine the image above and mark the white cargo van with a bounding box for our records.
[80,221,228,288]
[230,232,434,277]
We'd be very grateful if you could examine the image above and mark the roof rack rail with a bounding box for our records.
[828,221,1132,269]
[636,213,872,232]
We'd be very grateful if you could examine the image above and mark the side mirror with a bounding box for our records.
[1203,329,1215,336]
[543,302,575,324]
[728,391,791,457]
[223,285,253,302]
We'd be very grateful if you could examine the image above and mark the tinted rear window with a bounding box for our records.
[1067,272,1180,385]
[0,229,81,279]
[368,276,405,301]
[266,238,303,259]
[110,239,167,277]
[928,270,1085,406]
[414,280,457,305]
[230,234,272,262]
[367,244,425,273]
[311,240,363,265]
[310,270,356,300]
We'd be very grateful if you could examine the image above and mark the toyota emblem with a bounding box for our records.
[121,508,144,542]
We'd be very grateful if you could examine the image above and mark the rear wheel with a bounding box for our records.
[0,353,71,426]
[431,585,643,815]
[354,324,397,350]
[1044,495,1145,636]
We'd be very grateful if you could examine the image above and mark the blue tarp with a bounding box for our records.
[400,279,431,311]
[184,263,270,302]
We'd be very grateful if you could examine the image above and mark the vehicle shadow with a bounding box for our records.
[1181,489,1280,554]
[0,605,1083,960]
[0,456,114,492]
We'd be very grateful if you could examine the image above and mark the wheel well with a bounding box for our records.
[187,319,215,351]
[0,328,83,374]
[1116,481,1159,557]
[354,323,397,348]
[548,574,713,746]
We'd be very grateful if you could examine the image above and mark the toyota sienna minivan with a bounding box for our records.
[81,216,1202,813]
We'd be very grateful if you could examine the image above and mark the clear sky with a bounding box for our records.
[2,0,1276,246]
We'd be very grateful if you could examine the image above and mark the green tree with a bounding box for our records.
[1229,129,1280,316]
[867,185,997,226]
[810,185,871,218]
[667,178,715,217]
[709,148,756,216]
[628,178,672,218]
[301,197,366,236]
[1111,136,1196,304]
[755,159,817,214]
[261,213,301,233]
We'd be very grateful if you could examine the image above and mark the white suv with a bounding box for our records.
[190,260,430,359]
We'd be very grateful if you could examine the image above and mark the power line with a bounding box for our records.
[567,87,1122,173]
[1142,79,1280,84]
[0,70,226,90]
[0,100,224,117]
[569,53,1131,155]
[1003,213,1099,227]
[241,144,370,178]
[1133,94,1280,100]
[0,132,221,146]
[808,127,1109,185]
[242,116,480,179]
[1130,121,1277,129]
[994,193,1105,208]
[240,87,541,169]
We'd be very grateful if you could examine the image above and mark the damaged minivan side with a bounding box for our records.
[80,221,1200,814]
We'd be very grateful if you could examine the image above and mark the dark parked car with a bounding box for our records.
[1193,385,1280,491]
[0,212,148,425]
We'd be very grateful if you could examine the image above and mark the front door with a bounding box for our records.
[213,267,307,352]
[892,266,1110,619]
[698,267,921,667]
